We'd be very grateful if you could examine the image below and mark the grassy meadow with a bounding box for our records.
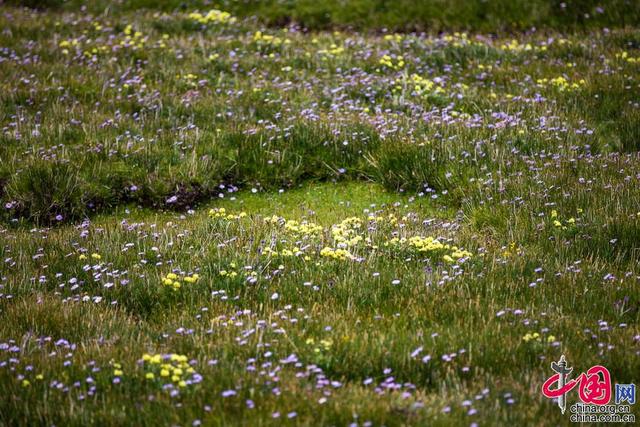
[0,1,639,425]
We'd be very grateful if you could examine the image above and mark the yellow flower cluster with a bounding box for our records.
[178,73,199,88]
[219,262,238,277]
[448,247,473,260]
[59,38,80,55]
[264,215,282,225]
[407,236,446,252]
[616,51,640,64]
[385,235,472,262]
[306,337,333,353]
[262,246,309,259]
[320,247,354,261]
[209,207,247,220]
[550,209,576,229]
[403,74,445,96]
[537,76,585,92]
[261,216,318,260]
[59,24,148,57]
[112,362,124,377]
[265,216,323,239]
[142,353,196,388]
[219,263,259,280]
[318,43,345,58]
[367,213,399,226]
[501,39,540,52]
[411,74,440,94]
[83,46,109,57]
[379,54,405,70]
[424,32,485,49]
[331,217,363,247]
[188,9,236,25]
[121,24,146,50]
[283,219,323,236]
[253,31,290,47]
[162,272,199,291]
[219,270,237,279]
[409,236,471,261]
[383,34,404,43]
[522,333,556,343]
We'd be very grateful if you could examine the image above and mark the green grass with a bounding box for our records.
[0,3,639,426]
[8,0,640,32]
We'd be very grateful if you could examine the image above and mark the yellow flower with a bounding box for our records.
[320,339,333,349]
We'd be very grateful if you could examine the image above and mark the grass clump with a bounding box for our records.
[4,161,84,224]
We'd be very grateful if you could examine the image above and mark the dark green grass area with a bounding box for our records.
[7,0,640,32]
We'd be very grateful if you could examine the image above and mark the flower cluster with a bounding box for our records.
[320,247,355,261]
[406,74,445,97]
[385,236,472,263]
[283,219,324,237]
[615,51,639,64]
[331,217,364,248]
[536,76,585,92]
[253,31,290,48]
[317,43,345,58]
[379,54,405,70]
[162,272,200,291]
[188,9,236,25]
[141,353,203,392]
[522,332,556,343]
[209,207,248,220]
[550,209,579,230]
